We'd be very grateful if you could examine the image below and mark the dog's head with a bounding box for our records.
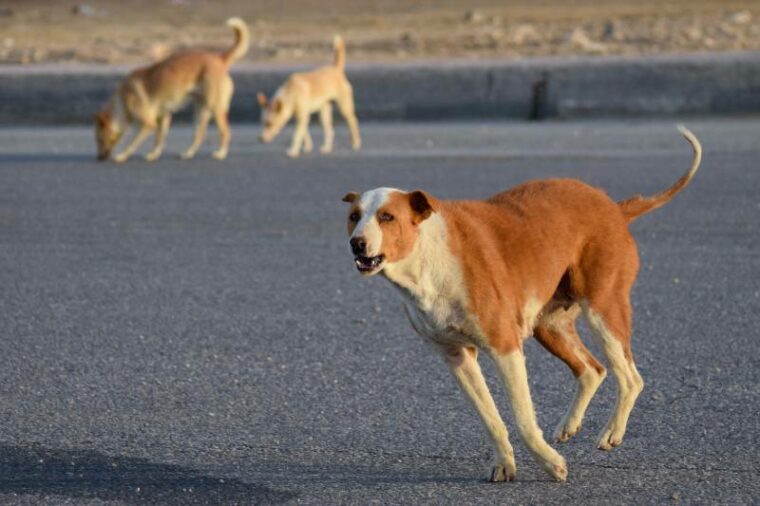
[94,110,122,161]
[342,188,436,276]
[257,92,289,144]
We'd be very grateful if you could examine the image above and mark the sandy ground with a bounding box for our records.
[0,0,759,66]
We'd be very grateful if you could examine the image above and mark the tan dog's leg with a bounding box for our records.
[212,76,234,160]
[491,349,568,482]
[584,301,644,451]
[319,103,334,154]
[287,108,310,158]
[113,125,153,163]
[535,305,606,442]
[439,345,516,482]
[303,129,314,154]
[145,115,171,162]
[336,86,361,151]
[181,107,212,160]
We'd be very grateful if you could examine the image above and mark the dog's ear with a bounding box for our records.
[342,191,359,203]
[408,190,436,223]
[257,92,268,107]
[94,111,108,127]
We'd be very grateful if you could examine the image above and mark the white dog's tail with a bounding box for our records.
[222,17,250,65]
[333,35,346,69]
[618,125,702,223]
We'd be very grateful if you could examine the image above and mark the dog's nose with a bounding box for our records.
[350,237,367,256]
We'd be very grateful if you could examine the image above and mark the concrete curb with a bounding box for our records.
[1,52,759,124]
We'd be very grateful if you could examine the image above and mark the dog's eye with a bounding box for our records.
[349,212,361,223]
[378,212,394,223]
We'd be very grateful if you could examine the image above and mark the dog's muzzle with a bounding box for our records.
[350,236,384,274]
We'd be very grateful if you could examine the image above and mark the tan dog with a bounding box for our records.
[257,35,361,158]
[95,17,249,163]
[342,127,702,482]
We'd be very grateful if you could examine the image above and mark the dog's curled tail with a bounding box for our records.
[333,35,346,69]
[222,17,250,65]
[618,125,702,223]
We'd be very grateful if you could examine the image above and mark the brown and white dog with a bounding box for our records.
[94,17,249,163]
[342,126,702,482]
[257,35,361,158]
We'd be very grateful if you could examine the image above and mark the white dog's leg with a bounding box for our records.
[439,345,517,482]
[287,110,310,158]
[145,114,171,162]
[113,125,152,163]
[319,103,334,153]
[491,349,568,482]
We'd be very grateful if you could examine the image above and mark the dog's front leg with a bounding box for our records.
[287,110,310,158]
[145,114,171,162]
[113,125,152,163]
[439,345,517,482]
[319,103,334,153]
[491,348,568,482]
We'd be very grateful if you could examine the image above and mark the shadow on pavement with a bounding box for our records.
[0,444,296,505]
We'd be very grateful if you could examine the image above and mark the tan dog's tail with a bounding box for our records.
[618,125,702,223]
[333,35,346,69]
[222,17,250,65]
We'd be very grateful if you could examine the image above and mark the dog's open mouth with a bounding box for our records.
[354,254,385,273]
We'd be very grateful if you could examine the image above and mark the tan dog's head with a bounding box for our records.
[257,92,289,144]
[94,110,122,161]
[342,188,436,276]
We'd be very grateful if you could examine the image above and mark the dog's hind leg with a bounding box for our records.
[113,125,153,163]
[336,85,361,151]
[491,348,568,482]
[535,304,606,443]
[145,114,171,162]
[438,345,517,482]
[212,75,234,160]
[583,297,643,451]
[579,241,644,450]
[181,107,212,160]
[319,103,334,153]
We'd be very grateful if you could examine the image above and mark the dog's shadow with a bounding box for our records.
[0,444,295,505]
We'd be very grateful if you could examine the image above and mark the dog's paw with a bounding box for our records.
[180,150,196,160]
[212,149,228,161]
[554,419,582,443]
[489,462,516,483]
[144,151,161,162]
[286,149,300,158]
[320,145,333,154]
[352,141,361,151]
[537,450,568,482]
[112,153,129,163]
[597,426,624,451]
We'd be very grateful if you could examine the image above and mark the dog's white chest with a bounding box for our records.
[402,295,481,348]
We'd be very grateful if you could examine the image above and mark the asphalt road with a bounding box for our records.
[0,120,758,505]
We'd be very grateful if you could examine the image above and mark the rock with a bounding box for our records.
[72,4,96,16]
[512,24,541,45]
[464,9,485,24]
[729,10,752,25]
[569,27,607,54]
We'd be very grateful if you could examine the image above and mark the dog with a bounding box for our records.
[94,17,249,163]
[342,126,702,482]
[257,35,361,158]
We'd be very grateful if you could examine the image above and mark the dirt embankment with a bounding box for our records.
[1,0,758,66]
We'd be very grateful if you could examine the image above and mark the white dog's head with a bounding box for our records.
[257,91,290,144]
[342,188,436,276]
